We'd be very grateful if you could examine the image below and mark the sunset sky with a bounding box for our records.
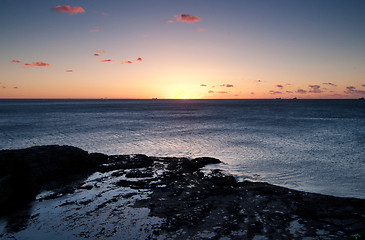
[1,0,365,99]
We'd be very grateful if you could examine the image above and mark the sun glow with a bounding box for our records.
[175,93,191,99]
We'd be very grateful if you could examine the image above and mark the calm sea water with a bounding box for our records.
[0,99,364,198]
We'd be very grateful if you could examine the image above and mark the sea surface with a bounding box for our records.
[0,99,364,198]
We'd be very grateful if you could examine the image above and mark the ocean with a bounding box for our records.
[0,99,364,198]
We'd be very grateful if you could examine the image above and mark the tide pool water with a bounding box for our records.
[0,99,364,198]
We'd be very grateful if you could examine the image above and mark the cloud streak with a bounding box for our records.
[52,5,85,15]
[344,86,365,95]
[10,60,21,63]
[296,89,307,94]
[94,50,106,56]
[220,84,234,88]
[174,14,201,23]
[89,27,100,33]
[120,60,133,64]
[323,82,337,87]
[100,59,115,63]
[308,84,322,93]
[23,61,50,68]
[269,91,282,95]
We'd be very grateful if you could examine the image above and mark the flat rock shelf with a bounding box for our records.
[0,145,364,239]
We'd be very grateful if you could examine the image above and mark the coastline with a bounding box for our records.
[0,145,364,239]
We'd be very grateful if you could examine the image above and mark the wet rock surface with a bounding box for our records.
[0,145,364,239]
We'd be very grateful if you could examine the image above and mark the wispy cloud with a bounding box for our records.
[208,90,214,93]
[197,28,206,32]
[344,86,365,95]
[362,84,365,88]
[94,50,106,56]
[89,27,100,33]
[220,84,234,88]
[100,59,115,63]
[66,70,73,73]
[13,86,18,89]
[10,60,21,63]
[52,5,85,15]
[296,89,307,94]
[308,84,322,93]
[121,60,133,64]
[286,90,293,93]
[101,12,109,17]
[200,84,207,87]
[217,91,228,94]
[323,82,337,87]
[275,84,284,89]
[23,61,50,68]
[174,14,201,23]
[269,90,282,95]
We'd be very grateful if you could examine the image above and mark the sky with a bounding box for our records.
[1,0,365,99]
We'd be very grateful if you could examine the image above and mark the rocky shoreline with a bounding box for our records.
[0,145,364,239]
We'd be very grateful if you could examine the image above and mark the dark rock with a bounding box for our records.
[0,145,107,215]
[125,169,153,178]
[1,146,365,239]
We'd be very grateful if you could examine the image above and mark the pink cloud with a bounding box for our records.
[174,14,201,23]
[94,50,106,56]
[66,70,73,73]
[167,20,175,23]
[197,28,206,32]
[208,90,214,93]
[296,89,307,94]
[100,59,114,63]
[23,61,50,68]
[136,57,143,62]
[200,84,207,87]
[220,84,234,88]
[308,85,322,93]
[101,12,109,17]
[323,82,337,87]
[217,91,228,94]
[52,5,85,15]
[10,60,21,63]
[269,90,282,95]
[121,60,133,64]
[89,27,100,33]
[344,86,365,95]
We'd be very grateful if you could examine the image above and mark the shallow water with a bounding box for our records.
[0,99,364,198]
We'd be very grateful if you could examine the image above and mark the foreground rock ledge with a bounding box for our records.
[0,145,364,239]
